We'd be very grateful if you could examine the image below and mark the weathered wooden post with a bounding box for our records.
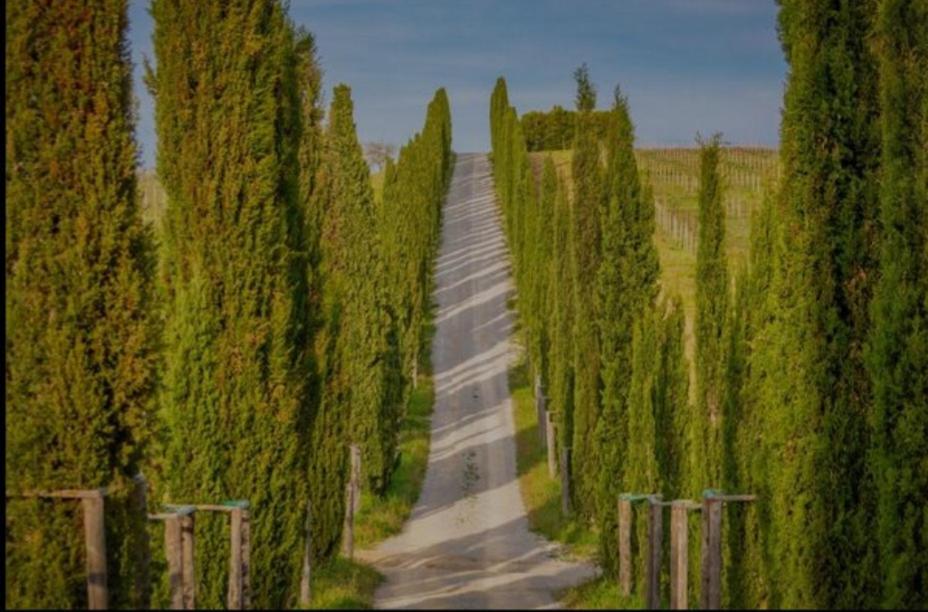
[180,511,196,609]
[82,490,108,610]
[300,498,313,607]
[351,443,362,514]
[646,496,668,609]
[228,506,244,609]
[670,500,701,610]
[618,496,632,596]
[699,491,756,610]
[165,514,184,609]
[241,506,251,608]
[534,375,545,446]
[205,499,250,610]
[149,505,196,610]
[342,445,360,559]
[559,446,571,515]
[545,411,557,478]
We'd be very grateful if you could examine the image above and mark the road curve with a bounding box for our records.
[357,153,597,609]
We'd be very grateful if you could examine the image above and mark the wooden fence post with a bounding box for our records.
[241,508,251,609]
[700,493,723,610]
[351,444,362,514]
[300,499,313,607]
[342,445,360,559]
[545,411,557,478]
[534,375,546,446]
[165,515,184,609]
[618,497,632,596]
[698,492,757,610]
[228,506,244,609]
[560,446,571,515]
[181,513,196,609]
[670,500,701,610]
[646,496,666,609]
[82,490,108,610]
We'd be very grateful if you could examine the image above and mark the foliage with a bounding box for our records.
[5,0,158,606]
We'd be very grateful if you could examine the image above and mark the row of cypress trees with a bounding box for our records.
[5,0,453,607]
[488,0,926,607]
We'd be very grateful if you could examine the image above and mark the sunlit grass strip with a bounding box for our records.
[508,351,598,559]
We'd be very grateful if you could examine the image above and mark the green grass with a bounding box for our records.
[354,368,435,547]
[508,349,599,560]
[305,558,383,609]
[558,575,643,609]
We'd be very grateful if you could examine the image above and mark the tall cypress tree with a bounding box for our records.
[866,0,928,606]
[547,165,577,468]
[748,1,881,606]
[594,88,660,573]
[692,134,728,494]
[315,85,400,501]
[5,1,157,606]
[150,2,312,605]
[569,66,606,517]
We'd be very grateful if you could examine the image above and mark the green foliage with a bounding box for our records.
[521,106,612,151]
[569,80,606,519]
[573,63,597,113]
[691,134,728,495]
[5,0,157,606]
[865,0,928,606]
[149,2,313,606]
[594,90,661,573]
[742,1,882,607]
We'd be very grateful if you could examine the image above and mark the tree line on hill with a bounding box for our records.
[490,1,926,607]
[521,102,612,151]
[5,0,452,607]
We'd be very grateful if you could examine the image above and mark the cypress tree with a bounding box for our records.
[865,0,928,606]
[594,88,660,573]
[692,134,728,494]
[748,1,881,606]
[5,1,157,606]
[569,66,606,517]
[548,166,577,467]
[315,84,400,501]
[150,2,312,605]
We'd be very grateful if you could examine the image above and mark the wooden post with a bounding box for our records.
[534,375,545,446]
[300,499,313,607]
[618,497,632,596]
[646,496,664,609]
[241,508,251,609]
[351,444,362,514]
[700,494,723,610]
[342,447,357,559]
[82,491,108,610]
[165,515,184,610]
[559,446,571,515]
[132,474,150,602]
[181,513,196,609]
[228,507,244,609]
[545,412,557,478]
[670,501,697,610]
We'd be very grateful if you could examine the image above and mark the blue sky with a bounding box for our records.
[128,0,786,167]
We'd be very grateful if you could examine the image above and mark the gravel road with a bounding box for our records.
[357,153,597,609]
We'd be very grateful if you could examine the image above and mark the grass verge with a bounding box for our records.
[307,557,383,609]
[310,313,437,608]
[508,350,598,559]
